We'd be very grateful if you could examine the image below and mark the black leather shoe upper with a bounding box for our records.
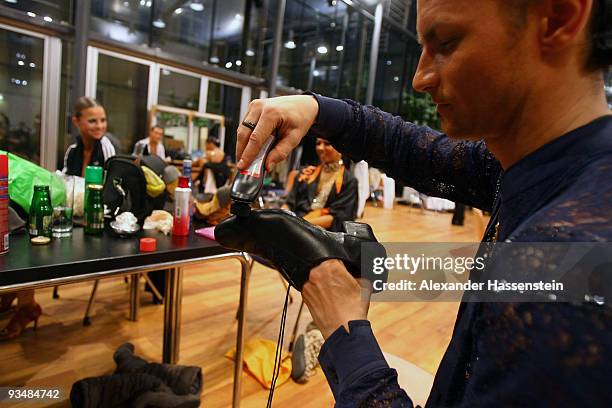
[215,209,387,291]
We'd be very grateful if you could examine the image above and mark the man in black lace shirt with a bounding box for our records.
[235,0,612,406]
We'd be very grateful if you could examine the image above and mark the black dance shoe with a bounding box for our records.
[215,209,387,291]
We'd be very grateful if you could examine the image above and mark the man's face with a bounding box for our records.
[413,0,535,140]
[150,127,164,143]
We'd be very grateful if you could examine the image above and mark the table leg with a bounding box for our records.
[163,267,183,364]
[233,253,252,408]
[129,274,140,321]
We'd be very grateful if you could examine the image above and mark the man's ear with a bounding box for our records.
[538,0,593,55]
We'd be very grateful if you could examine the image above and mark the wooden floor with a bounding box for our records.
[0,204,485,407]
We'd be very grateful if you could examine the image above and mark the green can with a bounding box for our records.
[85,184,104,235]
[29,185,53,238]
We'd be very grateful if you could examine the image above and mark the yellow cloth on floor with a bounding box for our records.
[225,338,292,389]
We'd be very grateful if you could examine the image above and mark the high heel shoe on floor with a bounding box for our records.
[0,303,42,341]
[0,293,17,314]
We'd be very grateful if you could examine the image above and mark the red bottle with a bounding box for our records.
[173,176,191,236]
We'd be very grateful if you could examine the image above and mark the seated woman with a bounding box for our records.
[284,138,358,232]
[195,136,231,190]
[63,97,116,176]
[0,97,116,341]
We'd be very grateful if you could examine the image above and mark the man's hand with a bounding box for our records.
[236,95,319,171]
[302,259,372,339]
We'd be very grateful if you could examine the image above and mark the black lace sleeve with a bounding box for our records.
[308,94,502,212]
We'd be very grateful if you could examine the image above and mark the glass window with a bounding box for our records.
[2,0,73,25]
[242,0,275,78]
[95,53,150,154]
[151,0,214,63]
[91,0,276,78]
[158,69,200,110]
[91,1,152,46]
[373,29,409,114]
[208,0,247,71]
[207,81,242,160]
[0,28,45,164]
[56,40,73,170]
[278,0,372,101]
[336,9,372,101]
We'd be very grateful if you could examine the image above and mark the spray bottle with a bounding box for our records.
[230,135,276,217]
[173,176,191,236]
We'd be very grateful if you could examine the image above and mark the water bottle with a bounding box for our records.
[173,176,191,236]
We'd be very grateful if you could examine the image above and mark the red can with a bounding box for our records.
[0,194,9,254]
[0,154,8,254]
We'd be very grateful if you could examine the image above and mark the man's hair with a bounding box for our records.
[500,0,612,69]
[151,125,164,133]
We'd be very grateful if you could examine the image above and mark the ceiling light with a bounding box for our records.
[317,46,328,54]
[153,18,166,28]
[26,11,36,17]
[139,0,145,5]
[245,49,255,57]
[29,62,36,68]
[210,56,220,64]
[161,69,171,76]
[393,76,400,82]
[235,60,242,66]
[17,61,24,66]
[284,40,296,49]
[313,70,320,77]
[43,16,52,22]
[4,0,18,4]
[22,80,27,86]
[190,0,204,11]
[225,62,233,68]
[146,1,152,7]
[386,60,392,66]
[0,94,4,101]
[174,8,183,14]
[335,45,343,52]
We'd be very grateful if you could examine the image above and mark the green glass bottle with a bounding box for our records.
[84,166,103,221]
[29,185,53,238]
[85,184,104,235]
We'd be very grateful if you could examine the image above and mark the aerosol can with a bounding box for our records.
[173,176,191,236]
[230,135,277,216]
